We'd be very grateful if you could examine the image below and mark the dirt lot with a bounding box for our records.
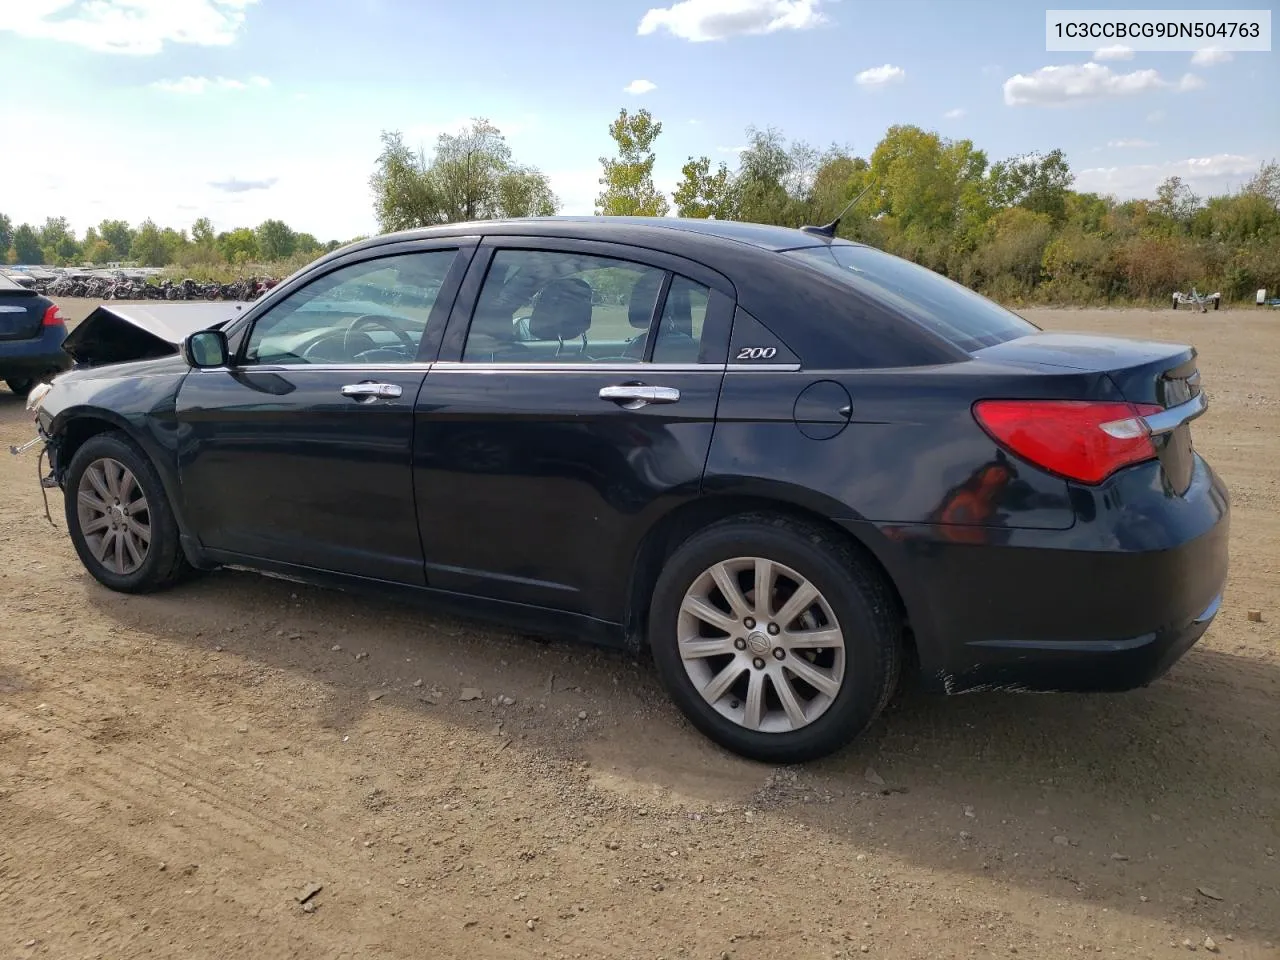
[1,304,1276,959]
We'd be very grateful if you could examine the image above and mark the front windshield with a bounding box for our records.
[785,244,1038,353]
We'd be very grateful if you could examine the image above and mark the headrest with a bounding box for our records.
[628,270,664,329]
[528,277,593,341]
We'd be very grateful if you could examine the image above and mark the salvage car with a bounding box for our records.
[21,217,1230,762]
[0,273,71,396]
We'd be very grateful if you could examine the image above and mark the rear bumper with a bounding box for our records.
[848,453,1231,695]
[931,589,1223,693]
[0,325,71,378]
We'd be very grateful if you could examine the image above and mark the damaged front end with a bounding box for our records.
[10,382,61,524]
[10,300,250,523]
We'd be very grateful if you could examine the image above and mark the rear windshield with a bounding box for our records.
[784,244,1038,352]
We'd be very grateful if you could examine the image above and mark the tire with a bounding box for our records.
[6,377,37,397]
[64,430,191,594]
[648,513,902,764]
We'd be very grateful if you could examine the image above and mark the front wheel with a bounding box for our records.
[64,431,191,593]
[5,378,36,397]
[648,514,902,764]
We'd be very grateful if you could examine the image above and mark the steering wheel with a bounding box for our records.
[343,314,417,359]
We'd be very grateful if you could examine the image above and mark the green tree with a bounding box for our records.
[494,166,559,218]
[596,107,669,217]
[216,228,259,264]
[256,219,297,260]
[370,130,440,231]
[294,232,322,257]
[673,156,738,219]
[130,219,171,267]
[0,213,12,258]
[988,149,1074,222]
[13,224,43,264]
[98,219,135,261]
[369,121,559,231]
[192,217,215,247]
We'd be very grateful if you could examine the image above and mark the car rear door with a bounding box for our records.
[174,239,476,584]
[412,236,735,622]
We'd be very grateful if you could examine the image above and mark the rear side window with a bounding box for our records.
[785,245,1038,353]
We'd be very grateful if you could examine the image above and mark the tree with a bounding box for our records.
[216,228,259,264]
[256,219,297,260]
[0,213,12,258]
[192,217,215,247]
[98,220,135,261]
[673,156,738,219]
[369,121,559,232]
[1242,159,1280,209]
[1154,175,1200,225]
[130,219,170,267]
[13,224,43,264]
[596,107,669,217]
[989,149,1073,222]
[370,130,440,231]
[494,166,559,218]
[294,232,322,257]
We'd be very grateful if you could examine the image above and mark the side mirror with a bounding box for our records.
[183,329,229,369]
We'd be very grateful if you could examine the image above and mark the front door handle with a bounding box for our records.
[341,381,403,402]
[599,384,680,408]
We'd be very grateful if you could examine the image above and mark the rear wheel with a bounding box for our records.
[64,431,191,593]
[648,514,902,763]
[5,377,36,397]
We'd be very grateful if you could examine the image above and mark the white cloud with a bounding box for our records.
[855,63,905,87]
[209,176,278,193]
[2,0,259,55]
[1092,44,1134,61]
[1191,47,1233,66]
[1003,63,1205,107]
[943,107,966,120]
[623,79,657,95]
[151,75,270,94]
[637,0,825,42]
[1076,153,1260,199]
[1107,138,1156,148]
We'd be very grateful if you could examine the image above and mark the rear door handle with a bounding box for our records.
[341,382,403,402]
[599,385,680,408]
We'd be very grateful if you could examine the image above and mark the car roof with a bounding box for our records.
[359,215,863,255]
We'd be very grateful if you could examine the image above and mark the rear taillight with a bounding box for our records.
[973,399,1164,485]
[42,304,64,327]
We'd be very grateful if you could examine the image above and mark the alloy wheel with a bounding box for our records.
[76,457,152,576]
[677,557,846,733]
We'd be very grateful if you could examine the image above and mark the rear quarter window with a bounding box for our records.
[785,245,1038,353]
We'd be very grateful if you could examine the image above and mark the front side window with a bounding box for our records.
[785,244,1038,353]
[244,249,456,365]
[462,249,711,364]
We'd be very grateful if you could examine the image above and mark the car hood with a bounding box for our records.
[62,301,250,366]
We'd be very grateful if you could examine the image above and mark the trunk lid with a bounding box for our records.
[0,290,44,341]
[974,332,1203,493]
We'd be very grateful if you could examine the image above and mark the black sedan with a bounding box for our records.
[0,273,71,396]
[23,217,1229,762]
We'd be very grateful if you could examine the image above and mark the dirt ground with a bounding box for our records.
[1,303,1276,960]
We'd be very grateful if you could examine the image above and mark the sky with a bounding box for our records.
[1,0,1277,241]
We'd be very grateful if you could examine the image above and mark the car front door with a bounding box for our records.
[175,240,475,584]
[413,237,735,621]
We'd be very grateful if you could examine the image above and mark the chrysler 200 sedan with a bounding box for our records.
[23,216,1229,762]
